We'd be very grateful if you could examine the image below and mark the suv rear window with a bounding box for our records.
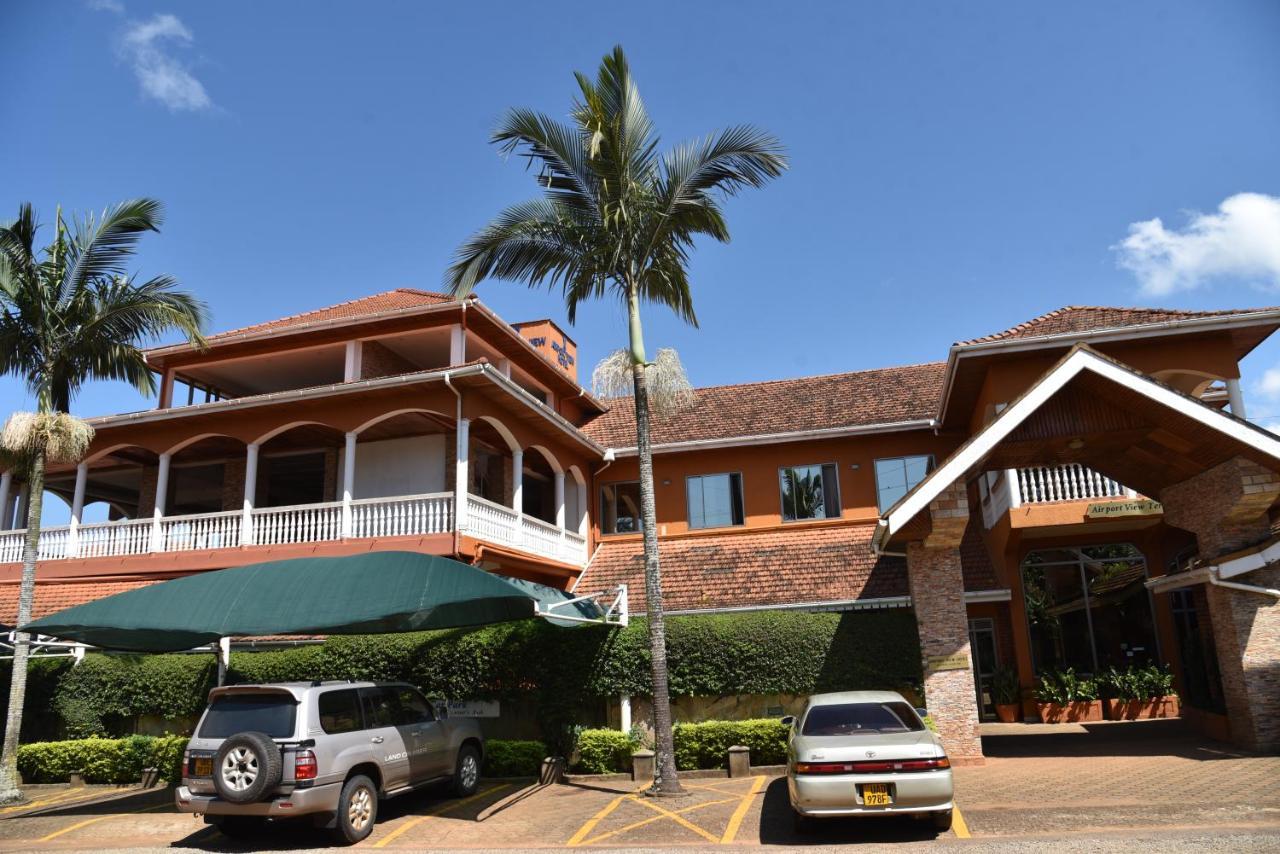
[319,689,363,734]
[801,702,924,736]
[199,693,297,739]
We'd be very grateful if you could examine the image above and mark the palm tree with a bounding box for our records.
[445,46,785,794]
[0,200,208,802]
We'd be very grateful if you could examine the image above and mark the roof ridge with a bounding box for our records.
[957,303,1280,346]
[596,360,947,403]
[210,288,455,339]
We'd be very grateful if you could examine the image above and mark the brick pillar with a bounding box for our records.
[322,448,339,502]
[444,439,457,492]
[906,480,983,763]
[1159,455,1280,751]
[137,464,159,519]
[221,458,247,512]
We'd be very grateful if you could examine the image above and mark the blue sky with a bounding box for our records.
[3,0,1280,523]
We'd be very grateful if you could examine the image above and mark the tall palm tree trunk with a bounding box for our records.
[0,452,43,802]
[627,289,683,796]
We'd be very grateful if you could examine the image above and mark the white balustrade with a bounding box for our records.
[0,531,23,564]
[160,510,242,553]
[74,519,154,558]
[465,496,521,547]
[250,501,343,546]
[1016,464,1130,504]
[350,493,453,538]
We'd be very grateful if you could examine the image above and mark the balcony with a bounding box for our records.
[0,492,588,567]
[981,464,1140,529]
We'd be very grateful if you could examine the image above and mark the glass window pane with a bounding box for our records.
[874,456,933,512]
[319,689,363,734]
[1023,562,1095,674]
[687,473,742,529]
[199,694,297,739]
[780,465,826,521]
[821,464,841,518]
[600,481,643,534]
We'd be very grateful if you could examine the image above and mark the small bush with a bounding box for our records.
[574,729,635,774]
[483,740,546,777]
[672,719,789,770]
[1034,668,1098,704]
[17,735,188,784]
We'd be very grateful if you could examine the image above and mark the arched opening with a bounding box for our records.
[348,410,453,500]
[566,465,587,534]
[165,435,248,516]
[257,422,346,508]
[468,420,516,507]
[521,446,561,525]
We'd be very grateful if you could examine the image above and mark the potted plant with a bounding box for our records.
[1034,668,1103,723]
[1100,664,1179,720]
[991,667,1022,723]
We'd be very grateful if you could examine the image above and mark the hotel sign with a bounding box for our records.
[1085,499,1162,519]
[926,653,971,673]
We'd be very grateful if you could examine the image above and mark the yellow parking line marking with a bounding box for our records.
[373,784,510,849]
[630,795,721,843]
[952,805,971,838]
[566,794,629,846]
[0,787,107,814]
[580,797,735,846]
[720,774,766,843]
[37,802,168,841]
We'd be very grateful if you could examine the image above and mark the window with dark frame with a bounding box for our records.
[686,473,745,529]
[778,463,841,521]
[874,455,935,512]
[599,481,643,534]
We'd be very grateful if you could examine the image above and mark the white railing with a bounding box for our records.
[160,510,242,553]
[0,492,587,566]
[351,493,453,538]
[250,501,343,546]
[1017,464,1131,504]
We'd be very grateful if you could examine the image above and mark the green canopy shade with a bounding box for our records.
[21,551,605,652]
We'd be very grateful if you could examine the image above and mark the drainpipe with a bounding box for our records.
[1209,567,1280,598]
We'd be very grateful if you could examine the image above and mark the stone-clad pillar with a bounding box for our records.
[906,479,983,763]
[1160,456,1280,751]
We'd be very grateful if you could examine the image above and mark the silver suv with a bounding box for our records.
[175,681,485,844]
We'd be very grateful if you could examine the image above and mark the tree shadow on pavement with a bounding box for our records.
[756,777,940,846]
[982,719,1250,760]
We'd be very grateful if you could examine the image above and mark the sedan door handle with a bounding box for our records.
[371,736,384,744]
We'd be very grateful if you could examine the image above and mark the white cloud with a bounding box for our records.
[87,0,125,13]
[1257,365,1280,403]
[1114,192,1280,296]
[118,14,213,112]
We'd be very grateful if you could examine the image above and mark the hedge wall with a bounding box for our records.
[4,608,920,750]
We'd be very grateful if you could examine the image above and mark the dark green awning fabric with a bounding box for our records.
[21,551,603,652]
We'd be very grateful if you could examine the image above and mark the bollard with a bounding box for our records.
[69,772,85,788]
[140,767,161,788]
[540,756,565,785]
[631,749,655,782]
[727,745,751,778]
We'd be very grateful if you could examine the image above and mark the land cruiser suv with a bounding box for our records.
[175,681,485,844]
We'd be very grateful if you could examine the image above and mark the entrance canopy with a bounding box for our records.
[876,345,1280,551]
[21,551,611,652]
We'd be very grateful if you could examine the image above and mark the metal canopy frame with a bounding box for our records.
[534,584,628,627]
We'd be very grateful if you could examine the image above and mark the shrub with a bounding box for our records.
[17,735,188,784]
[574,729,635,774]
[672,719,789,770]
[1098,664,1176,701]
[483,740,546,777]
[1034,668,1098,704]
[990,667,1020,705]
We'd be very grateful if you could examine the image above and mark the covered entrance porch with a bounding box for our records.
[876,345,1280,761]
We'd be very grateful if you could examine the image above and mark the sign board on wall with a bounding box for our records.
[447,700,500,718]
[1085,499,1162,519]
[926,653,970,673]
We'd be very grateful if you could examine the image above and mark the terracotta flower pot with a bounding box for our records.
[1037,700,1103,723]
[1104,696,1180,720]
[994,703,1020,723]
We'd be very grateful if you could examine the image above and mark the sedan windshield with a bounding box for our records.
[801,701,924,736]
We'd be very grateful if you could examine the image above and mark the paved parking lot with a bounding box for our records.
[0,720,1276,851]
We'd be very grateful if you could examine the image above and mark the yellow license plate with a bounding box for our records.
[193,757,213,777]
[861,783,893,806]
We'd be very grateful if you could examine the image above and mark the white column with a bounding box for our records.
[342,432,357,537]
[449,324,466,366]
[67,463,88,558]
[0,472,11,531]
[343,340,363,382]
[216,637,231,686]
[454,419,470,530]
[577,479,588,538]
[149,453,171,552]
[1226,377,1246,419]
[620,693,632,733]
[1006,469,1022,509]
[510,450,524,513]
[554,472,566,529]
[241,444,259,546]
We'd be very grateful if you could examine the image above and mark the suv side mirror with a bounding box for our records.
[780,715,795,727]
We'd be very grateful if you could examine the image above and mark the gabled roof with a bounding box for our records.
[580,362,944,450]
[205,288,454,343]
[957,305,1280,347]
[877,344,1280,551]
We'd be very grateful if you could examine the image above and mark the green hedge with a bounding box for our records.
[673,719,789,770]
[574,729,636,774]
[5,609,921,749]
[17,735,187,784]
[483,740,546,777]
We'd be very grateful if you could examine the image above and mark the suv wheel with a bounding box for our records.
[333,774,377,845]
[450,745,480,797]
[212,732,282,804]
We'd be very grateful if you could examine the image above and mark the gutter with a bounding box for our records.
[1145,566,1280,599]
[935,309,1280,426]
[606,418,938,458]
[661,588,1010,617]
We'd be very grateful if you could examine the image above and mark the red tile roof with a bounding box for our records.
[578,525,909,613]
[580,362,945,448]
[205,288,454,343]
[957,305,1279,347]
[0,580,158,626]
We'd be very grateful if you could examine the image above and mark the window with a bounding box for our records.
[318,689,363,734]
[686,473,744,529]
[801,702,925,736]
[874,455,934,512]
[600,481,643,534]
[779,464,840,521]
[394,688,435,725]
[360,687,401,729]
[199,693,297,739]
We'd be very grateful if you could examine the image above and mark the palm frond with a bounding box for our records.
[0,412,94,466]
[59,198,164,305]
[592,347,695,417]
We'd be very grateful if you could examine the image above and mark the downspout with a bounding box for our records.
[1209,567,1280,598]
[444,370,463,560]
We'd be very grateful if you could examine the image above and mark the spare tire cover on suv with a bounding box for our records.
[213,731,283,803]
